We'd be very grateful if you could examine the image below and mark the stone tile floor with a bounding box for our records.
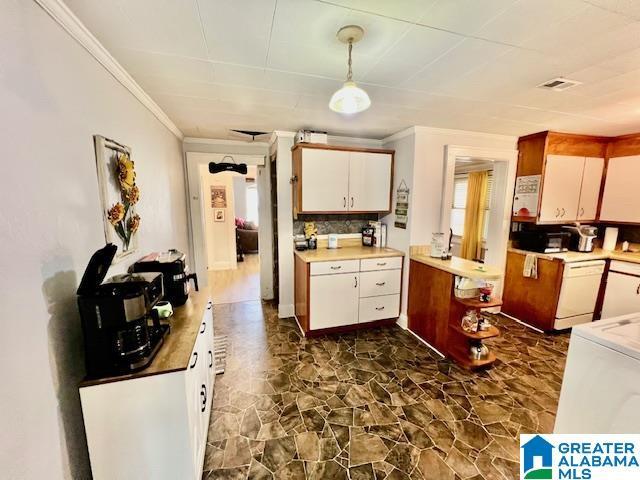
[203,300,569,480]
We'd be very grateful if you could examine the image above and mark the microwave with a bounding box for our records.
[516,231,570,253]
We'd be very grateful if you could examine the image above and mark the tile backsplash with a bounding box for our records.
[293,214,379,235]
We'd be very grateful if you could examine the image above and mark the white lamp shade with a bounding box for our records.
[329,81,371,114]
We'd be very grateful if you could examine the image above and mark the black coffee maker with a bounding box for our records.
[77,244,168,378]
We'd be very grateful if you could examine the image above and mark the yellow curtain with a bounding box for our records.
[460,171,488,260]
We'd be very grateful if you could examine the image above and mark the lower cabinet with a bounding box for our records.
[601,261,640,318]
[298,255,403,334]
[80,299,215,480]
[310,272,359,330]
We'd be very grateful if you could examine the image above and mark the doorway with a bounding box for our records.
[440,145,518,295]
[185,151,273,304]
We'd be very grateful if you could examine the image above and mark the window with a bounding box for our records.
[450,172,493,239]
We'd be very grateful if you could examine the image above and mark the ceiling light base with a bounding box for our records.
[337,25,365,44]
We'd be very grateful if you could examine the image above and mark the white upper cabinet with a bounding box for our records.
[600,155,640,223]
[539,155,584,223]
[348,152,392,212]
[294,146,394,214]
[577,157,604,221]
[300,148,350,212]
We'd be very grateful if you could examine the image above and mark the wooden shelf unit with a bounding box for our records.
[453,295,503,309]
[449,346,497,369]
[449,323,500,340]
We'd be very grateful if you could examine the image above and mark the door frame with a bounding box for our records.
[185,152,269,294]
[440,145,518,296]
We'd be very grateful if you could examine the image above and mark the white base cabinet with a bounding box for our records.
[602,261,640,318]
[80,301,215,480]
[306,256,402,332]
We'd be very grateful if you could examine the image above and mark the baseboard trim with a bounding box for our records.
[33,0,183,140]
[396,313,408,329]
[406,328,445,358]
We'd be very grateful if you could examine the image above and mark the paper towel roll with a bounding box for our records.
[603,227,619,251]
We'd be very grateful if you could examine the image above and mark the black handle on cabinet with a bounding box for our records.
[636,283,640,295]
[580,207,585,217]
[206,301,212,310]
[190,352,198,369]
[351,197,354,208]
[354,276,358,288]
[343,197,346,208]
[330,266,342,270]
[377,262,387,266]
[555,208,560,218]
[201,384,207,412]
[209,350,213,368]
[200,322,206,334]
[561,208,566,217]
[376,282,386,286]
[375,306,385,311]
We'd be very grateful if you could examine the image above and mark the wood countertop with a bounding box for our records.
[410,254,503,280]
[508,247,640,264]
[294,246,404,263]
[80,290,212,387]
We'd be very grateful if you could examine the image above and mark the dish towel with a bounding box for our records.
[523,254,538,279]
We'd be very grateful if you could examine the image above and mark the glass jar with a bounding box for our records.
[430,232,445,258]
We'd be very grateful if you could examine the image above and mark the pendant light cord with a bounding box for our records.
[347,40,353,81]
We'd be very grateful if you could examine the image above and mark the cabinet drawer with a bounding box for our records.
[310,259,359,276]
[359,270,401,297]
[360,256,402,271]
[359,294,400,323]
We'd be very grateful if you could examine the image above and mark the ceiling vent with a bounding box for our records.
[537,77,582,91]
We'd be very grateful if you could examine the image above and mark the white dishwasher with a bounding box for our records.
[602,260,640,318]
[554,260,606,330]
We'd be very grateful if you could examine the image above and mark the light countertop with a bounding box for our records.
[409,253,503,280]
[508,247,640,265]
[294,245,404,263]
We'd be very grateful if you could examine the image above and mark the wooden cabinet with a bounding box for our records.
[600,155,640,223]
[514,131,607,224]
[80,293,215,480]
[294,253,403,335]
[292,144,394,214]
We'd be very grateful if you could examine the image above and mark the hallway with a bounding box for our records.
[208,254,260,305]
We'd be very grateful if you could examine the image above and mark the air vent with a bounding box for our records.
[537,77,582,91]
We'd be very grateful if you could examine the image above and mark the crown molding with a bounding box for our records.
[34,0,184,140]
[382,125,516,144]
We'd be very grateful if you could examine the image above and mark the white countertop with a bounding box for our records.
[508,247,640,265]
[410,253,503,280]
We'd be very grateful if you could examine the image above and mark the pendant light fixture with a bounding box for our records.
[329,25,371,114]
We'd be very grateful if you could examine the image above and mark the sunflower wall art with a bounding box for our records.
[94,135,141,262]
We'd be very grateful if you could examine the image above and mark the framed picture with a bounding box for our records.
[214,209,225,222]
[94,135,141,263]
[211,185,227,208]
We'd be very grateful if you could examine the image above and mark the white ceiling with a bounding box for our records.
[64,0,640,140]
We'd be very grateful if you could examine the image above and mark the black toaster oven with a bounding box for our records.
[516,231,570,253]
[132,249,198,306]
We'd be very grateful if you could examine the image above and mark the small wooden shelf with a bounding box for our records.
[453,295,503,309]
[449,323,500,340]
[449,347,497,370]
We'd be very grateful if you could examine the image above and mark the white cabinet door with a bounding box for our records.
[600,155,640,223]
[348,152,392,212]
[539,155,584,222]
[301,149,350,212]
[602,272,640,318]
[577,157,604,221]
[310,273,359,329]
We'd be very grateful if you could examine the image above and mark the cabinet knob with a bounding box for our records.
[343,197,346,208]
[375,282,386,286]
[354,276,358,288]
[200,322,206,334]
[209,350,213,368]
[190,352,198,369]
[201,384,207,412]
[350,197,354,208]
[561,208,566,217]
[555,208,560,218]
[580,207,584,217]
[636,283,640,295]
[375,306,385,311]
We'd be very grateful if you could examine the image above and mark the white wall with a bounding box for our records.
[382,127,516,322]
[0,2,188,479]
[200,167,237,271]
